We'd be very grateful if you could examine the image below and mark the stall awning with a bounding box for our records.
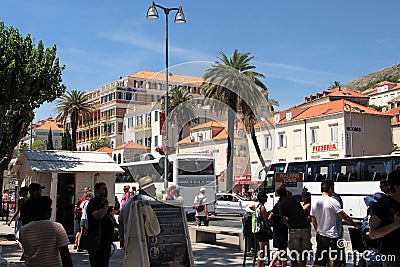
[14,150,124,173]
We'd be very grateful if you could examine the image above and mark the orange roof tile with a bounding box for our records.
[113,141,150,150]
[35,120,63,131]
[177,136,191,145]
[373,81,397,88]
[212,129,239,140]
[129,70,204,86]
[326,88,368,98]
[96,147,113,154]
[385,107,400,115]
[190,121,225,131]
[294,99,384,120]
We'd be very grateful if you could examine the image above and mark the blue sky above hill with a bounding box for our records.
[1,0,399,120]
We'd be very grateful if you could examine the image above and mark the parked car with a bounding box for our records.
[214,193,255,216]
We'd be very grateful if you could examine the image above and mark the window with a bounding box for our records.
[330,124,338,142]
[278,132,286,148]
[154,136,158,146]
[155,111,159,122]
[263,135,271,150]
[310,128,318,144]
[294,130,301,147]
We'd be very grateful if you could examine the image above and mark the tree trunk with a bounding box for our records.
[250,127,269,190]
[226,108,235,193]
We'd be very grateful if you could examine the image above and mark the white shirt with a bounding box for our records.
[80,199,89,220]
[194,193,207,216]
[311,195,342,238]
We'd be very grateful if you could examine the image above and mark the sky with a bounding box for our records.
[1,0,400,121]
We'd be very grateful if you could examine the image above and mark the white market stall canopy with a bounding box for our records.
[14,150,124,173]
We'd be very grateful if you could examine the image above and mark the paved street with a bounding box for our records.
[0,216,359,266]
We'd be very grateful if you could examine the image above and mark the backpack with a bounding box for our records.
[252,204,273,239]
[75,200,83,220]
[194,195,205,212]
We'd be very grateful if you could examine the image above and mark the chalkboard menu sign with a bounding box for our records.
[122,200,194,267]
[147,201,193,267]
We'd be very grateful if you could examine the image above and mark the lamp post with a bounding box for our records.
[343,103,353,157]
[147,2,186,190]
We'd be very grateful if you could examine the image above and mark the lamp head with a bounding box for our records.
[147,2,159,19]
[174,6,186,24]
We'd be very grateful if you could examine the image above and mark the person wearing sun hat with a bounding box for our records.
[194,187,209,226]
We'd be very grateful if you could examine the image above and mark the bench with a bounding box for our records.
[189,226,245,251]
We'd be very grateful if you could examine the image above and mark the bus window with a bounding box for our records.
[362,159,390,181]
[307,161,330,182]
[333,161,359,181]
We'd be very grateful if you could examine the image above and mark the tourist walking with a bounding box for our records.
[74,191,94,251]
[311,180,359,267]
[87,182,115,267]
[369,170,400,267]
[194,187,209,226]
[121,185,130,208]
[19,196,72,267]
[280,193,312,267]
[19,183,44,225]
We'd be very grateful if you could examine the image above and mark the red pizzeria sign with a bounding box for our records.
[312,143,337,152]
[234,174,251,184]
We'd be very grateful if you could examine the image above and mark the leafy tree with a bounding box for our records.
[200,49,268,191]
[369,104,385,112]
[0,22,65,203]
[158,86,196,141]
[47,128,54,150]
[55,90,91,151]
[90,139,109,151]
[32,140,47,150]
[61,128,72,150]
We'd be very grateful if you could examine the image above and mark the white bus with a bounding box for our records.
[117,153,216,216]
[263,154,400,219]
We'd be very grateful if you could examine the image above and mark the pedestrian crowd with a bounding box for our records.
[245,172,400,267]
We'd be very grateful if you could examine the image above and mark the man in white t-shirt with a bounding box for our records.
[19,196,72,267]
[311,180,359,267]
[194,187,209,226]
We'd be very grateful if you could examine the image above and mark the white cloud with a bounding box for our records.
[98,31,213,62]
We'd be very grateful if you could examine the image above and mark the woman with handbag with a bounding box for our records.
[253,191,273,267]
[75,192,94,251]
[86,182,115,267]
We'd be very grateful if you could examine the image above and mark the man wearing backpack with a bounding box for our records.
[194,187,208,226]
[369,170,400,266]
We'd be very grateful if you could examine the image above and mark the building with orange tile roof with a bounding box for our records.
[111,141,150,164]
[298,87,369,108]
[22,118,64,149]
[177,120,249,192]
[72,70,203,152]
[249,99,392,177]
[367,81,400,107]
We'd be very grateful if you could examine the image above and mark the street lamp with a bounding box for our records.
[147,2,186,190]
[343,103,353,157]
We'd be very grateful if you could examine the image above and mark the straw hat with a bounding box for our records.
[138,176,155,190]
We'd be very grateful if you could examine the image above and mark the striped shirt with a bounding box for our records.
[19,220,70,267]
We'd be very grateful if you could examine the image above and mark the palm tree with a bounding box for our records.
[329,81,343,89]
[55,90,92,151]
[201,49,269,192]
[159,86,196,142]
